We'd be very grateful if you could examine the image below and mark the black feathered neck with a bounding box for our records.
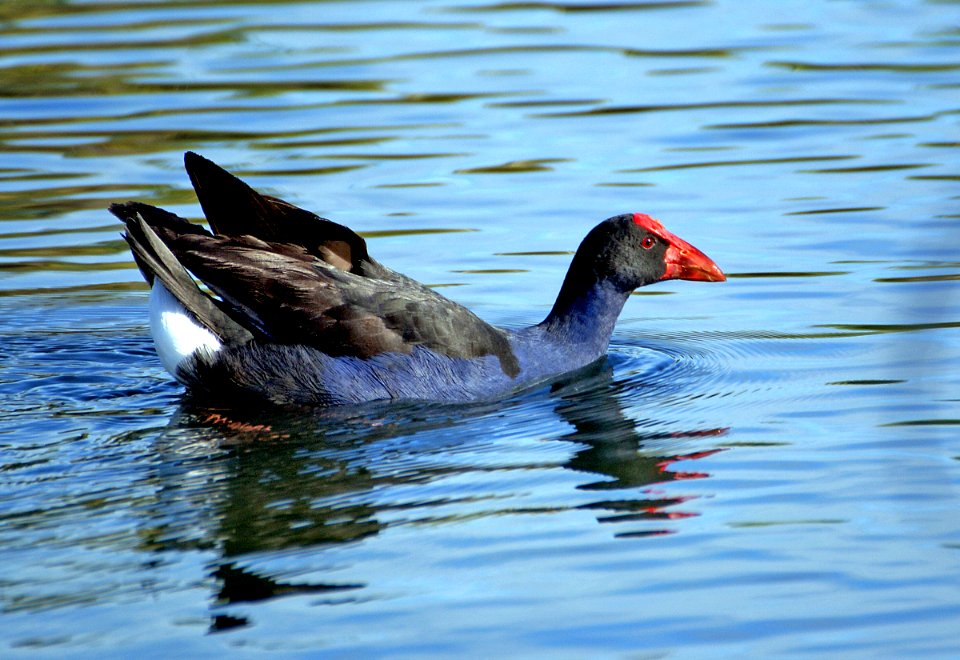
[539,214,669,349]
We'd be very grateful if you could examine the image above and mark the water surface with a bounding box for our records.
[2,0,959,656]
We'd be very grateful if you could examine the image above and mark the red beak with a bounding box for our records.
[661,235,726,282]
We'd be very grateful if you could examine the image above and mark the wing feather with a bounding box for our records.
[115,152,521,377]
[150,227,520,375]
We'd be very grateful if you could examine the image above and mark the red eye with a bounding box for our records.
[641,236,655,250]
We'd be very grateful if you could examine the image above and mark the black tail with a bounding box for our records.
[112,202,253,346]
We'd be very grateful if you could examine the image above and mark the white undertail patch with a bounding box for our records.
[149,282,222,380]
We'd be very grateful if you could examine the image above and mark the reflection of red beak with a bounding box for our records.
[662,235,726,282]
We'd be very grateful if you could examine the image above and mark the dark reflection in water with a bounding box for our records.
[141,360,722,632]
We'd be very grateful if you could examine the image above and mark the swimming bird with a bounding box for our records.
[112,152,724,406]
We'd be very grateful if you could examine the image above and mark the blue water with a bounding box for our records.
[2,0,959,656]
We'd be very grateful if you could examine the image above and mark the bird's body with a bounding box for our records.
[114,152,724,407]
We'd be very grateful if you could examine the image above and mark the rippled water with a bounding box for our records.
[2,0,959,656]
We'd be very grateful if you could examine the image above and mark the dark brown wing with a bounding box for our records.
[150,226,519,375]
[115,152,520,375]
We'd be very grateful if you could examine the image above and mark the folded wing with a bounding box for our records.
[113,153,520,376]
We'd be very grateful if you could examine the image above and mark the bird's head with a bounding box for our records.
[581,213,726,292]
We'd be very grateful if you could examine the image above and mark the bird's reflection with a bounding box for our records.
[549,363,724,538]
[551,363,723,492]
[143,360,725,632]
